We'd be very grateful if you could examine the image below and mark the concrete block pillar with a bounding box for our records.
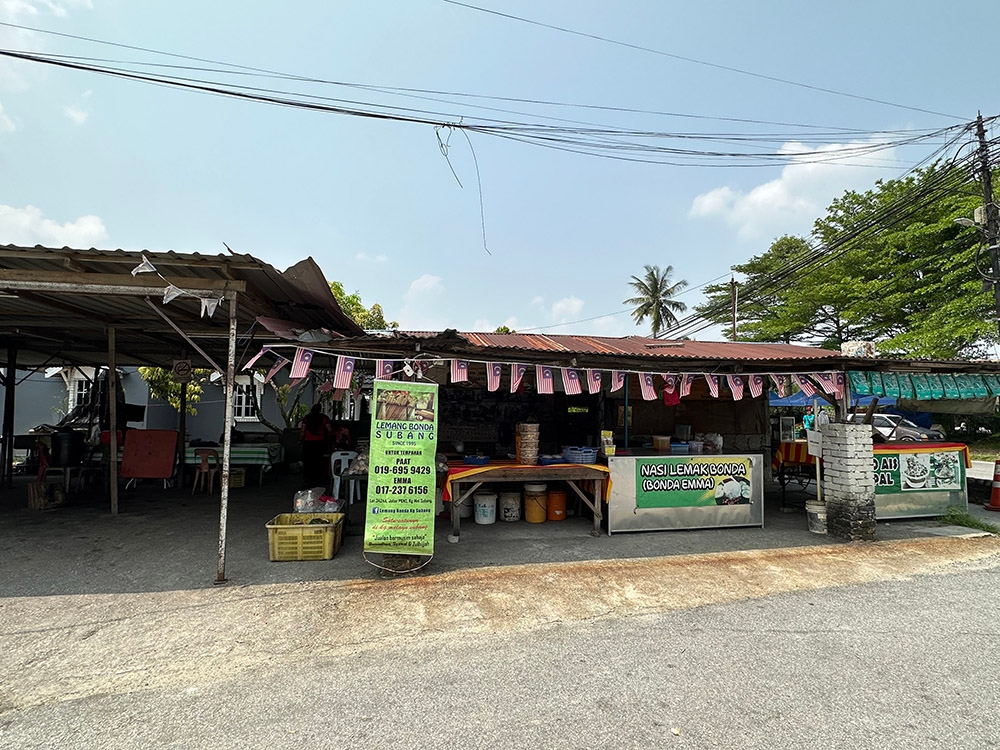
[821,423,876,541]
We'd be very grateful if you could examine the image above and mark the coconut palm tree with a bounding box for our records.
[624,264,689,337]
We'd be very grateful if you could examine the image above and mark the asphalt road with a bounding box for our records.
[2,541,999,750]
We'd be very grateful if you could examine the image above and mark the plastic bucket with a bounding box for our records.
[474,492,497,525]
[457,496,473,518]
[805,500,827,534]
[547,489,567,521]
[499,492,521,522]
[524,483,547,523]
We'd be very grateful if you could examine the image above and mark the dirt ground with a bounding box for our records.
[2,472,998,716]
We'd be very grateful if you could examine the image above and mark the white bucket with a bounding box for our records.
[805,500,827,535]
[474,492,497,525]
[499,491,521,522]
[457,496,473,518]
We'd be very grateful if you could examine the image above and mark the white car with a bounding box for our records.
[849,413,943,442]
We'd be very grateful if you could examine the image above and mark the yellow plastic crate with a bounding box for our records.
[230,467,246,489]
[266,513,344,561]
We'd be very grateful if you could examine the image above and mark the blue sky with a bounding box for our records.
[0,1,995,338]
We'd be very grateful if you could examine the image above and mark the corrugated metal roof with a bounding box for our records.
[395,331,840,362]
[0,245,362,368]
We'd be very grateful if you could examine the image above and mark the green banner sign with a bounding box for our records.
[636,456,754,508]
[848,370,872,396]
[873,449,964,495]
[364,380,439,556]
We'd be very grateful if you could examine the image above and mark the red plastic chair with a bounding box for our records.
[192,448,221,494]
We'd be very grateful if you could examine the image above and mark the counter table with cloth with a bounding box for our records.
[771,440,818,508]
[184,444,283,485]
[443,460,612,541]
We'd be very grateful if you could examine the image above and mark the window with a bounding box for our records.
[71,378,93,411]
[232,382,260,422]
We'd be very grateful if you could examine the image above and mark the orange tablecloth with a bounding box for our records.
[443,460,612,501]
[771,441,817,471]
[874,441,971,468]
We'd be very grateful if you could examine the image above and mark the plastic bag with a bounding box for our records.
[293,486,328,513]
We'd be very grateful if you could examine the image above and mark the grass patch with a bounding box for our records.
[965,435,1000,462]
[940,505,1000,534]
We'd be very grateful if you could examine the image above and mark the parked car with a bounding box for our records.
[849,413,944,442]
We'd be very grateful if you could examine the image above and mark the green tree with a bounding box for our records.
[624,264,688,336]
[330,281,399,330]
[138,367,210,415]
[696,164,993,359]
[494,325,515,333]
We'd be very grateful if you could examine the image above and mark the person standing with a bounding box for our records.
[300,404,332,487]
[802,406,815,432]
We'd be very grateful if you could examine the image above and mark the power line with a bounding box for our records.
[439,0,963,121]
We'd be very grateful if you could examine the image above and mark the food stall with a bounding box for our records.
[872,441,970,518]
[606,450,764,533]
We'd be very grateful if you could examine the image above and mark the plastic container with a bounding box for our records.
[688,441,704,454]
[229,467,246,488]
[473,491,497,525]
[456,496,473,518]
[652,436,671,452]
[266,513,344,561]
[805,501,827,534]
[671,442,690,454]
[546,489,567,521]
[524,483,547,523]
[499,491,521,522]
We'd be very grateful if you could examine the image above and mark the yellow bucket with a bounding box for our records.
[524,483,547,523]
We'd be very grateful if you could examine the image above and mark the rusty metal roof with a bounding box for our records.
[0,245,362,368]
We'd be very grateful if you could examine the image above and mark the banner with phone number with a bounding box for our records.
[363,380,439,556]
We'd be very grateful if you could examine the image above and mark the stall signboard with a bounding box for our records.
[635,456,754,508]
[873,449,965,495]
[364,380,439,556]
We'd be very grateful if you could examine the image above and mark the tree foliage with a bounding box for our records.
[494,325,515,333]
[138,367,210,415]
[330,281,399,330]
[624,264,688,336]
[695,164,995,359]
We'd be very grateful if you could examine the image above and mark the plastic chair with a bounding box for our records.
[38,441,81,493]
[192,448,221,494]
[330,450,358,504]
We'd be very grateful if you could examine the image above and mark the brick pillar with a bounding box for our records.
[821,423,876,541]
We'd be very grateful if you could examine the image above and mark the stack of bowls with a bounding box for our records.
[516,423,540,465]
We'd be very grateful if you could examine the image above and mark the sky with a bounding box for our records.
[0,0,997,340]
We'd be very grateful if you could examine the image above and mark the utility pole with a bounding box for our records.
[730,277,738,340]
[974,113,1000,336]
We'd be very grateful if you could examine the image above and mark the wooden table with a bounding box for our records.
[444,461,612,542]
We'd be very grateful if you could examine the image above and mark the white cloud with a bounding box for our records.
[397,274,449,330]
[550,296,584,321]
[689,140,899,241]
[529,295,544,307]
[471,315,518,332]
[63,105,87,124]
[355,251,387,263]
[1,1,94,91]
[0,101,13,132]
[0,203,108,247]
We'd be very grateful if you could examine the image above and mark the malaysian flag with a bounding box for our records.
[610,371,625,392]
[318,379,333,394]
[833,371,846,398]
[748,373,765,398]
[705,374,720,398]
[792,373,816,397]
[265,356,290,383]
[680,373,695,397]
[562,368,582,395]
[487,362,503,392]
[330,388,345,401]
[814,371,838,395]
[289,348,314,380]
[639,372,657,400]
[770,374,787,398]
[450,359,469,383]
[510,363,527,393]
[726,374,745,401]
[536,365,554,394]
[333,356,355,389]
[586,369,601,394]
[242,346,269,371]
[376,359,395,380]
[662,374,678,394]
